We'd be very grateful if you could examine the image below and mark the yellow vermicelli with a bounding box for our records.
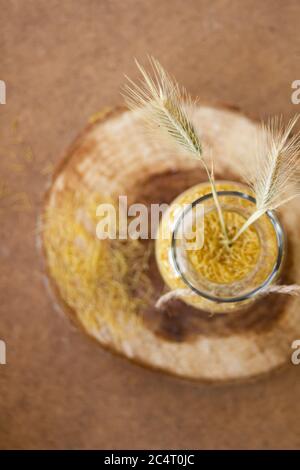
[155,181,280,312]
[187,211,260,284]
[43,191,153,339]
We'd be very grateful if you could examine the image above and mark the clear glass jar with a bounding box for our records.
[155,181,285,313]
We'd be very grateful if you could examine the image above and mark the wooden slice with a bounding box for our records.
[40,105,300,382]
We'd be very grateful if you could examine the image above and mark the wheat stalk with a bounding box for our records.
[231,115,300,242]
[122,56,229,245]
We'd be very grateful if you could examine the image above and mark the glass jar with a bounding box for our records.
[155,181,285,313]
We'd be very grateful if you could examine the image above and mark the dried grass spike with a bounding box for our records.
[232,114,300,242]
[123,56,229,244]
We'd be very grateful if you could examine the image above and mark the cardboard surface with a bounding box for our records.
[1,0,300,449]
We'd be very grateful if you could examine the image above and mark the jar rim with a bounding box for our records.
[171,190,285,303]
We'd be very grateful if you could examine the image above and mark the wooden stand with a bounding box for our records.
[41,105,300,382]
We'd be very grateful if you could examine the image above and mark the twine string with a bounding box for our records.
[155,284,300,310]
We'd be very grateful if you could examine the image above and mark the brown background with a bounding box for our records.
[1,0,300,449]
